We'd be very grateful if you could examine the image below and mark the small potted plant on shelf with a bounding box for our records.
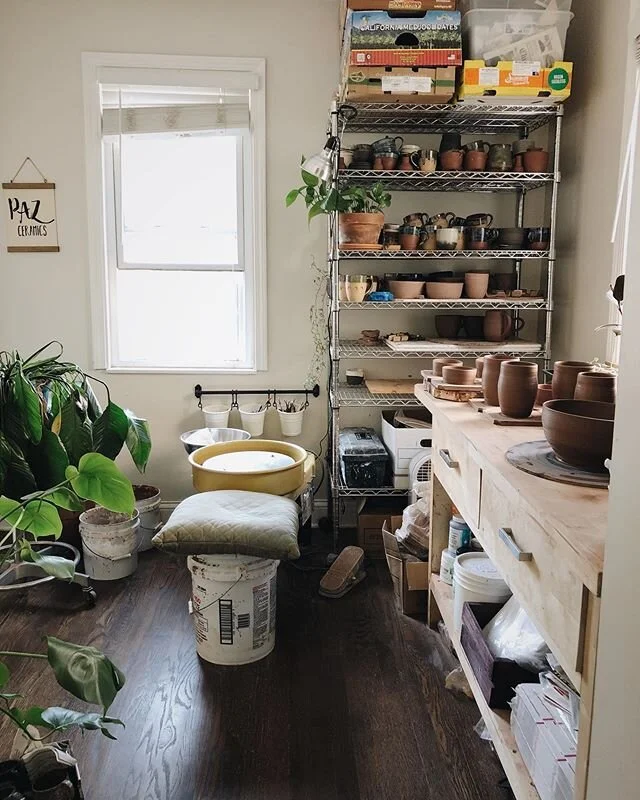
[286,165,391,248]
[277,399,306,438]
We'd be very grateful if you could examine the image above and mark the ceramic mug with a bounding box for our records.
[465,213,494,228]
[528,226,551,251]
[464,150,488,171]
[436,228,459,251]
[419,225,437,251]
[487,143,513,172]
[463,140,490,153]
[372,136,403,154]
[404,212,429,228]
[420,149,438,173]
[398,152,421,170]
[430,212,455,229]
[380,152,398,170]
[468,227,498,250]
[439,149,464,171]
[345,275,373,302]
[400,225,422,250]
[483,310,525,342]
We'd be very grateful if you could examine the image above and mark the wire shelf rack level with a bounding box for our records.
[330,470,409,498]
[335,249,550,260]
[339,299,548,311]
[332,385,423,408]
[338,170,554,192]
[336,342,547,360]
[342,103,561,134]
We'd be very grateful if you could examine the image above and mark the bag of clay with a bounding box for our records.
[395,494,430,560]
[483,595,550,673]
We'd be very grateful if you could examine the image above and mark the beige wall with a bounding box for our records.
[0,0,339,501]
[554,0,629,362]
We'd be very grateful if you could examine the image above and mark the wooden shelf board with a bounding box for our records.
[430,575,540,800]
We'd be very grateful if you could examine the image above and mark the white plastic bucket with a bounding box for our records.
[203,403,231,428]
[133,485,162,552]
[79,508,140,580]
[188,554,279,665]
[278,409,304,437]
[239,404,267,437]
[452,552,511,632]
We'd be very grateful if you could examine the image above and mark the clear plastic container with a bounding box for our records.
[462,8,574,67]
[460,0,573,11]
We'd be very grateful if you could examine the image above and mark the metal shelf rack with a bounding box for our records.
[328,102,563,539]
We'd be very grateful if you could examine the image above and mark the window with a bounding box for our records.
[82,54,266,372]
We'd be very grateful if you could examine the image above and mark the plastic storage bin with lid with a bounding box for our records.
[462,8,574,68]
[339,427,389,488]
[460,0,572,11]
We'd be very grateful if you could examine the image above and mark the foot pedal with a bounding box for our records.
[319,546,366,598]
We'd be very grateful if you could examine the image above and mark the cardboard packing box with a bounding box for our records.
[340,0,458,31]
[382,517,429,615]
[345,9,462,68]
[458,60,573,104]
[345,65,456,104]
[357,499,407,559]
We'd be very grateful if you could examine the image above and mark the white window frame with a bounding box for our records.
[82,52,267,374]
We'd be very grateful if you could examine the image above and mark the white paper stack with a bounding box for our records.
[511,683,577,800]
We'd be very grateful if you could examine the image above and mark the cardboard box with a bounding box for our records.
[340,0,458,32]
[458,60,573,104]
[382,517,429,615]
[344,65,456,104]
[381,409,432,475]
[345,10,462,67]
[357,499,406,558]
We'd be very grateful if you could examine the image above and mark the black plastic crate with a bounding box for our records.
[339,427,389,488]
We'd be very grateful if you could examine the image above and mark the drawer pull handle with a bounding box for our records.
[499,527,533,562]
[439,448,459,469]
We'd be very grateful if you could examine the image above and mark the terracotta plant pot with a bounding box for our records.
[497,360,539,419]
[440,150,464,170]
[464,271,490,299]
[442,365,477,385]
[482,354,517,406]
[523,148,550,172]
[464,150,488,171]
[432,357,462,377]
[435,314,463,339]
[338,212,384,247]
[542,400,615,472]
[536,383,553,406]
[475,356,485,379]
[574,372,617,404]
[551,361,593,400]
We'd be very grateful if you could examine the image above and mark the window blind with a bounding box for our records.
[102,101,250,135]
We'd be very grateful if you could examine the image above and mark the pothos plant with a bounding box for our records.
[0,342,151,503]
[286,167,391,223]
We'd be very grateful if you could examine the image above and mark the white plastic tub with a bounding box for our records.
[188,554,279,665]
[79,508,140,580]
[462,8,574,67]
[460,0,572,11]
[452,552,511,632]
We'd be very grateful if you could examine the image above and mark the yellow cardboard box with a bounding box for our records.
[458,60,573,104]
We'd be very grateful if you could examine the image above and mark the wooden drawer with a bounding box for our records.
[479,473,586,688]
[432,413,482,528]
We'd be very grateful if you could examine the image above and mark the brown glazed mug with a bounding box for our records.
[524,148,550,172]
[464,150,488,171]
[551,361,593,400]
[439,150,464,171]
[482,354,517,406]
[498,360,539,419]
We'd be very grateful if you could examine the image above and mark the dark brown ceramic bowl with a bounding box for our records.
[542,400,615,473]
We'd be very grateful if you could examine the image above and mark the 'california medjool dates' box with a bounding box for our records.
[345,10,462,67]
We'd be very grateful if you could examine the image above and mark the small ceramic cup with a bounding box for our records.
[432,357,463,377]
[436,228,459,251]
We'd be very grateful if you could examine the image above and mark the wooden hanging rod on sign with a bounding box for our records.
[194,384,321,409]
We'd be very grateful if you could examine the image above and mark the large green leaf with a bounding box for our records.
[0,495,23,527]
[68,452,134,514]
[5,444,37,498]
[40,707,124,739]
[93,402,128,460]
[58,397,93,466]
[0,662,9,688]
[124,410,151,473]
[46,487,84,512]
[14,500,62,538]
[10,369,43,444]
[301,170,319,187]
[46,637,125,713]
[30,551,75,580]
[25,428,69,489]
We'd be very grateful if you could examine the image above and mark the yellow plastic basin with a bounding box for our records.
[189,439,308,496]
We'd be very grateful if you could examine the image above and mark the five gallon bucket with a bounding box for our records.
[133,485,162,552]
[452,552,511,632]
[188,554,279,665]
[79,507,140,580]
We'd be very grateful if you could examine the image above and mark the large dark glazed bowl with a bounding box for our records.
[541,400,615,472]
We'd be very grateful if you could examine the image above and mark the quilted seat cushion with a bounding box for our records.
[152,490,300,560]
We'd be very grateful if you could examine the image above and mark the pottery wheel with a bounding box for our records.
[506,440,609,489]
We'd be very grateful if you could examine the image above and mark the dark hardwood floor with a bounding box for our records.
[0,551,507,800]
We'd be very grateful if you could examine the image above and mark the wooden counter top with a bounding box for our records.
[415,384,607,595]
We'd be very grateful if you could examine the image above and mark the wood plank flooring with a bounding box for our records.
[0,552,507,800]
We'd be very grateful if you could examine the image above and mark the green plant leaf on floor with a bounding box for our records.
[40,707,125,739]
[69,452,134,514]
[0,662,10,688]
[46,638,126,714]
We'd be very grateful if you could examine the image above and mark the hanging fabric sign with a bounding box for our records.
[2,157,60,252]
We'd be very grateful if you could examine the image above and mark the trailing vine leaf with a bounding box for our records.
[285,189,301,207]
[46,637,126,713]
[93,402,129,461]
[0,662,9,688]
[69,452,134,513]
[124,410,151,473]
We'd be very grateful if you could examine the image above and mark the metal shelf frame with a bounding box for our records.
[338,169,554,193]
[327,101,563,541]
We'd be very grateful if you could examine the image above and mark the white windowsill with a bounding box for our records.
[103,366,260,375]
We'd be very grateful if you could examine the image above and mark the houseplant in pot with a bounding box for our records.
[0,342,151,543]
[286,166,391,247]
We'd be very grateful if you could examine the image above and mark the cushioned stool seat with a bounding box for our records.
[152,490,300,560]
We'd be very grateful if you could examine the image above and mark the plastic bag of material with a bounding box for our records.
[482,595,550,673]
[395,496,430,560]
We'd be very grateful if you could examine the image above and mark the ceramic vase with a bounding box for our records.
[551,361,593,400]
[482,354,516,406]
[498,360,539,418]
[536,384,553,406]
[574,372,617,404]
